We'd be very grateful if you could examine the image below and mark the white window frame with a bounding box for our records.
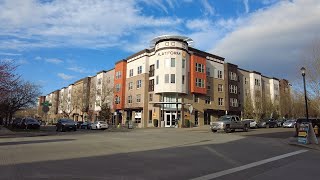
[205,96,211,104]
[136,80,142,89]
[137,66,142,74]
[136,94,141,103]
[129,69,133,77]
[218,70,223,79]
[218,98,224,106]
[128,82,133,90]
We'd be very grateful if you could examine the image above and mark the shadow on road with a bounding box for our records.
[0,139,75,146]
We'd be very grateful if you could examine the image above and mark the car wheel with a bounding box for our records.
[74,128,77,131]
[243,125,249,132]
[274,124,278,128]
[60,126,64,132]
[255,125,258,128]
[225,125,231,133]
[211,129,217,133]
[266,124,269,128]
[56,127,59,131]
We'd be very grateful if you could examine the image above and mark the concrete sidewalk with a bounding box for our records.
[287,137,320,151]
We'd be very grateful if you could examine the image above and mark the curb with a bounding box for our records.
[286,137,320,151]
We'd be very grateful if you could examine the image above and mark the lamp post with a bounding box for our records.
[301,67,309,122]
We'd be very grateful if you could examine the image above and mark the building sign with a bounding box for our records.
[152,113,157,118]
[157,51,181,56]
[298,123,309,144]
[135,112,142,119]
[298,122,319,145]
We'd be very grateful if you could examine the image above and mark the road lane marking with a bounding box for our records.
[202,146,239,166]
[191,149,308,180]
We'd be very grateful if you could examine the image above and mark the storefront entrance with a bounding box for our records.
[165,111,177,127]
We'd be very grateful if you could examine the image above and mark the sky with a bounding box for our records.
[0,0,319,95]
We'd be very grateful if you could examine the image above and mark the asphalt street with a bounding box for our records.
[0,127,318,180]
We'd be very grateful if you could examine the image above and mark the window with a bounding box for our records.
[205,96,211,104]
[149,65,155,77]
[171,58,175,67]
[129,69,133,77]
[107,77,111,83]
[156,76,159,85]
[128,95,132,103]
[230,98,238,107]
[194,95,199,103]
[137,66,142,74]
[230,85,238,94]
[149,110,153,124]
[136,94,141,103]
[97,78,102,85]
[218,70,223,79]
[244,78,248,84]
[115,84,121,92]
[149,94,153,101]
[165,74,169,83]
[274,84,279,91]
[206,67,210,76]
[218,98,224,106]
[128,82,133,90]
[229,72,237,81]
[171,74,175,83]
[115,96,121,104]
[195,63,204,73]
[149,79,154,91]
[196,78,205,88]
[255,79,261,86]
[182,59,186,68]
[137,80,142,89]
[116,71,121,79]
[182,75,185,85]
[156,60,159,69]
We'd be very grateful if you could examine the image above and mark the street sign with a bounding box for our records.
[188,105,193,114]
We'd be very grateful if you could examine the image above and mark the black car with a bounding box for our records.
[80,121,92,129]
[56,119,77,132]
[257,119,278,128]
[295,118,320,136]
[11,118,23,128]
[76,121,84,129]
[20,118,40,129]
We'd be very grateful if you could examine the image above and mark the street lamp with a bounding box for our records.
[301,67,309,122]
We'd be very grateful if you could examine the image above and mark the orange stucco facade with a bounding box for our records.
[190,54,207,94]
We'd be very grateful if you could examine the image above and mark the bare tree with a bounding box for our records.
[1,80,41,125]
[243,91,254,119]
[300,41,320,117]
[0,60,19,103]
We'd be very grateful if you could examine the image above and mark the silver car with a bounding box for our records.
[244,119,258,128]
[91,121,109,130]
[283,120,296,128]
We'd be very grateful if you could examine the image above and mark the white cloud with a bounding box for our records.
[201,0,215,16]
[67,66,90,74]
[35,56,42,60]
[243,0,250,13]
[45,58,63,64]
[57,73,74,80]
[0,52,21,56]
[0,0,182,50]
[211,0,320,79]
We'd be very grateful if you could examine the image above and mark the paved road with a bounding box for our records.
[0,127,318,180]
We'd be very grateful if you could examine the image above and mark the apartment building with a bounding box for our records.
[39,35,290,127]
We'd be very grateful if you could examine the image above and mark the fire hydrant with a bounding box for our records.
[314,125,319,136]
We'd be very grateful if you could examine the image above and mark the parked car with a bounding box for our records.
[257,119,278,128]
[56,119,77,132]
[90,121,109,130]
[20,118,40,129]
[294,118,320,136]
[276,119,286,127]
[76,121,84,129]
[11,118,22,128]
[80,121,92,129]
[210,115,250,133]
[283,119,297,128]
[243,119,258,128]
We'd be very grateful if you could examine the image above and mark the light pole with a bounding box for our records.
[301,67,309,122]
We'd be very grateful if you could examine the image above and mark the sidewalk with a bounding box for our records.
[287,137,320,151]
[0,126,51,138]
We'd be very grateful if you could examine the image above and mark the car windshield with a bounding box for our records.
[218,116,232,121]
[60,119,74,123]
[26,119,38,123]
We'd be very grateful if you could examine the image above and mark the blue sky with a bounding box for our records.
[0,0,319,95]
